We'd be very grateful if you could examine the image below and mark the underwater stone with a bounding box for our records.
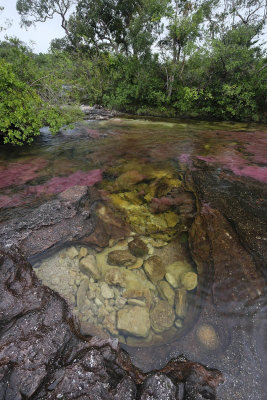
[115,170,145,190]
[175,288,187,318]
[107,250,137,267]
[144,255,165,284]
[117,306,150,338]
[127,299,146,307]
[128,257,143,270]
[104,267,126,287]
[165,260,193,288]
[95,298,104,307]
[175,319,183,329]
[181,271,198,291]
[150,300,175,333]
[79,247,88,259]
[100,282,114,299]
[103,312,118,335]
[128,237,148,257]
[196,324,220,350]
[123,288,152,309]
[80,255,100,279]
[66,246,79,259]
[158,281,175,306]
[77,278,90,310]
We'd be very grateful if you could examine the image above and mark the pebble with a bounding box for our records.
[66,246,79,259]
[100,282,114,299]
[95,298,104,307]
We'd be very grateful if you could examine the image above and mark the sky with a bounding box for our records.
[0,0,68,53]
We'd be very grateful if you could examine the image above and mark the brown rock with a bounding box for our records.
[150,301,175,333]
[107,250,137,267]
[128,237,148,257]
[144,256,165,284]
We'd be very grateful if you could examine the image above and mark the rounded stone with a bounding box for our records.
[66,246,79,259]
[196,324,220,350]
[107,250,137,267]
[150,300,175,333]
[181,271,198,291]
[144,256,165,284]
[128,237,148,257]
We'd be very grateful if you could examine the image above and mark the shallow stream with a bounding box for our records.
[0,117,266,399]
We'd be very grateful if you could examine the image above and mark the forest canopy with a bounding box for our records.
[0,0,267,144]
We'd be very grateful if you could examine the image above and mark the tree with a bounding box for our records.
[16,0,76,36]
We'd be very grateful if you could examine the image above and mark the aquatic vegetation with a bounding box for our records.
[0,157,48,188]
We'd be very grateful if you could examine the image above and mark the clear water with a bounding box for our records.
[0,117,266,399]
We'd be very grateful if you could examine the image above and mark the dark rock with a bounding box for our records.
[128,236,149,257]
[140,374,177,399]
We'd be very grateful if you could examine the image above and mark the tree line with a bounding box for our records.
[0,0,266,144]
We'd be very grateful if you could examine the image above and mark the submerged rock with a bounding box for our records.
[165,261,194,288]
[196,324,220,350]
[107,250,137,266]
[144,255,165,283]
[117,305,151,337]
[66,246,79,259]
[158,280,175,306]
[175,288,187,318]
[80,254,100,279]
[128,236,149,257]
[150,300,175,333]
[0,248,223,399]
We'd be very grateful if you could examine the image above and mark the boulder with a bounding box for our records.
[140,374,177,400]
[128,237,148,257]
[150,300,175,333]
[144,255,165,283]
[107,250,137,266]
[117,306,151,337]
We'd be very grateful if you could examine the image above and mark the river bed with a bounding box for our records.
[0,117,266,399]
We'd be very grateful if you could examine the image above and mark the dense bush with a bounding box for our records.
[0,59,80,145]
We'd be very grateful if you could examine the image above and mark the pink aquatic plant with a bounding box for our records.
[0,158,48,188]
[27,170,103,196]
[196,152,267,183]
[0,169,103,208]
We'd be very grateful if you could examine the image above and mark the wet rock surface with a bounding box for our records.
[0,249,223,400]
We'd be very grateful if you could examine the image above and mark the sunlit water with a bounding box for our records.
[0,117,266,399]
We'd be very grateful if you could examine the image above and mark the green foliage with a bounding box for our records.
[0,0,265,148]
[0,59,81,145]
